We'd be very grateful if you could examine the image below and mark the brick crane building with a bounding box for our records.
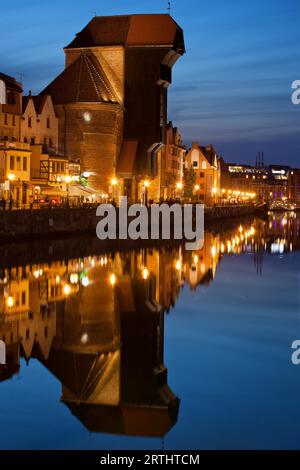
[41,14,185,202]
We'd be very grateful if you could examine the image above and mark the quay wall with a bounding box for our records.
[0,205,257,238]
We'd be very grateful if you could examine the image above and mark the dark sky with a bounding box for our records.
[1,0,300,166]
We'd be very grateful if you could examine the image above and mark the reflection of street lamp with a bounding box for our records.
[143,180,150,205]
[65,175,71,206]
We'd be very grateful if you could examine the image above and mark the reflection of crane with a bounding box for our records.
[253,248,264,276]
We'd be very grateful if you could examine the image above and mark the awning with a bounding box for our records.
[69,184,102,197]
[116,140,138,178]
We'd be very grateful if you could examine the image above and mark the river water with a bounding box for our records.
[0,212,299,449]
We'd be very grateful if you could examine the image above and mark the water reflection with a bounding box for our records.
[0,212,299,438]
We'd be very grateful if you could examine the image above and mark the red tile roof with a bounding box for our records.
[41,51,118,104]
[65,14,184,53]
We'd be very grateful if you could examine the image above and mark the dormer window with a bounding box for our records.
[28,117,32,128]
[47,117,50,128]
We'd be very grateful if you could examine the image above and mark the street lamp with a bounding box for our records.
[111,177,118,203]
[7,173,15,209]
[65,175,71,207]
[143,180,150,205]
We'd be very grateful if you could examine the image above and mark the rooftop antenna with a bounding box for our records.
[16,72,24,84]
[167,1,171,14]
[93,11,97,17]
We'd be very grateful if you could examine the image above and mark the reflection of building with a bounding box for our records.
[41,14,185,202]
[288,169,300,204]
[185,143,220,206]
[1,215,299,432]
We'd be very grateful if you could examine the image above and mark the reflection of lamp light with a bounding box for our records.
[64,284,71,296]
[211,246,217,258]
[212,187,217,195]
[175,260,182,271]
[7,296,14,308]
[109,274,117,286]
[111,178,117,186]
[81,276,89,287]
[142,268,149,280]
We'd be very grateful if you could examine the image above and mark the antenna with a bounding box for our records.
[167,1,171,14]
[16,72,25,84]
[93,11,97,17]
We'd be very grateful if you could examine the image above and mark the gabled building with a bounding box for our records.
[160,121,186,200]
[41,14,185,202]
[185,142,220,206]
[0,73,31,206]
[22,93,58,152]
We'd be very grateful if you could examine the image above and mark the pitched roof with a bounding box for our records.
[41,51,118,104]
[65,14,185,53]
[199,145,218,166]
[0,72,22,92]
[22,94,49,114]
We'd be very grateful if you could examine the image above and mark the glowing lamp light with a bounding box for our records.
[82,171,91,178]
[81,333,89,344]
[175,260,182,271]
[83,112,91,122]
[212,187,218,194]
[63,284,71,296]
[195,184,200,191]
[7,296,14,308]
[7,173,15,181]
[142,268,149,280]
[65,175,71,184]
[111,177,118,186]
[109,274,117,286]
[81,276,89,287]
[143,180,150,188]
[211,246,217,258]
[176,182,183,190]
[193,255,199,264]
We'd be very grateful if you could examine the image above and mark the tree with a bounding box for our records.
[183,167,196,200]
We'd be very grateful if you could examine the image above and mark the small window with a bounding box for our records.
[193,161,198,168]
[24,137,28,143]
[28,117,32,128]
[200,172,204,178]
[4,114,8,125]
[21,291,26,305]
[202,161,207,170]
[23,157,27,171]
[26,329,30,340]
[16,156,21,170]
[10,155,14,170]
[49,138,53,148]
[12,115,16,126]
[30,137,35,145]
[47,117,50,129]
[44,327,48,338]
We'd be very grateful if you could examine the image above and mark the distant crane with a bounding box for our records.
[167,1,171,14]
